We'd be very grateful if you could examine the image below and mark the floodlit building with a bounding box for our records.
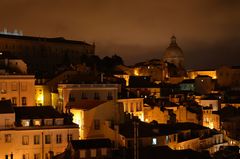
[67,100,123,140]
[187,70,217,79]
[144,105,169,124]
[0,100,79,159]
[0,75,35,106]
[118,98,144,121]
[57,83,119,112]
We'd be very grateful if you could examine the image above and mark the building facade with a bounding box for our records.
[0,75,35,106]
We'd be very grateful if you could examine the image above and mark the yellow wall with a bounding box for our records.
[0,75,35,106]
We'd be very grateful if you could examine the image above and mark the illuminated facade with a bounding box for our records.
[35,85,51,106]
[68,100,123,140]
[0,101,79,159]
[0,75,35,106]
[57,83,119,112]
[202,108,220,130]
[118,98,144,121]
[187,70,217,79]
[144,106,169,124]
[175,106,199,124]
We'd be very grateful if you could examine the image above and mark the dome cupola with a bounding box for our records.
[163,36,184,67]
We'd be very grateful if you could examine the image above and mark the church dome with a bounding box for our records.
[163,36,184,67]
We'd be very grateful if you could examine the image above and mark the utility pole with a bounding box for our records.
[133,121,139,159]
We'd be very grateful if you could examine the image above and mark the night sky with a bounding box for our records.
[1,0,240,69]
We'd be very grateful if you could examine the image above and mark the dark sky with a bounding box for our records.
[1,0,240,69]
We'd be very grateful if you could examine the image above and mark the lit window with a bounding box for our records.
[34,135,40,145]
[21,120,30,127]
[33,119,41,126]
[22,135,29,145]
[152,138,157,145]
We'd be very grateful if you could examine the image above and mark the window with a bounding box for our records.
[130,103,134,112]
[23,154,29,159]
[124,103,128,112]
[0,82,7,94]
[67,134,73,142]
[90,149,96,157]
[5,134,11,143]
[45,153,49,159]
[137,102,142,111]
[80,150,86,158]
[22,97,27,105]
[21,120,30,127]
[166,136,169,144]
[152,138,157,145]
[22,135,29,145]
[34,135,40,145]
[94,119,100,130]
[107,92,113,100]
[94,92,100,100]
[5,119,11,128]
[34,153,40,159]
[69,94,75,102]
[21,82,27,91]
[12,97,17,105]
[33,119,41,126]
[81,92,87,99]
[45,135,51,144]
[56,134,62,144]
[11,82,17,91]
[55,119,63,126]
[44,119,53,126]
[101,148,107,156]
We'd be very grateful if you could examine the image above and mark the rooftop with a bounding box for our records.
[0,34,91,46]
[70,138,112,150]
[0,100,14,114]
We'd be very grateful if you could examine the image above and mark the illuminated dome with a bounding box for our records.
[163,36,184,67]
